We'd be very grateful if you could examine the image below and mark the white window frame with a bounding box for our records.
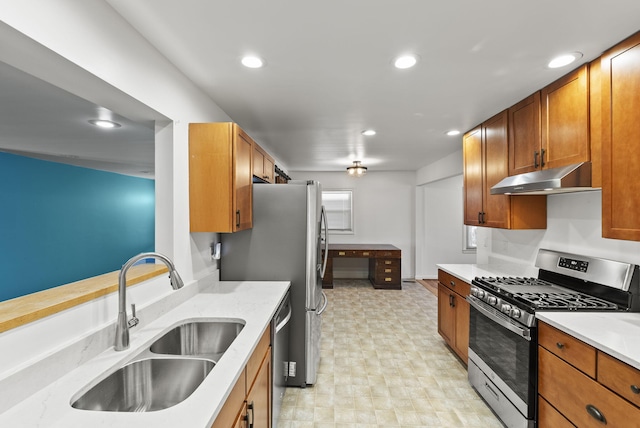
[322,189,354,235]
[463,224,477,253]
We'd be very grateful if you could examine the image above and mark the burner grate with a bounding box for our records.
[517,292,618,310]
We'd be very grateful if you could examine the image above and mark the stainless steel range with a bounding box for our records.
[467,249,640,428]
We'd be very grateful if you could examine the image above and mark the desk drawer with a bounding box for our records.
[376,250,401,258]
[330,250,371,257]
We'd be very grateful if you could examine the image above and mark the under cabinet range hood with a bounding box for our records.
[490,162,596,195]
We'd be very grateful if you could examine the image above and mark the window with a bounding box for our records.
[463,225,477,253]
[322,190,353,234]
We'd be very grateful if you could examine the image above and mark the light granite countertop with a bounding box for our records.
[437,262,640,371]
[0,280,290,428]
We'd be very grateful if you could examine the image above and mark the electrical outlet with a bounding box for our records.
[288,361,296,377]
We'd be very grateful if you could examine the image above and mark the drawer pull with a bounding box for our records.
[363,252,369,256]
[585,404,606,424]
[385,277,392,282]
[338,251,346,256]
[632,385,640,394]
[556,342,565,349]
[450,280,455,287]
[385,261,392,265]
[385,269,392,273]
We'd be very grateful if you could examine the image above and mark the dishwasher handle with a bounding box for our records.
[275,301,292,334]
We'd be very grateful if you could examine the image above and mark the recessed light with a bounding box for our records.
[88,119,121,129]
[393,54,418,69]
[362,129,376,136]
[241,56,265,68]
[446,130,461,136]
[548,52,583,69]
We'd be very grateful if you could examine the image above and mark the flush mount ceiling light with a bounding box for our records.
[393,54,418,69]
[548,52,583,68]
[241,55,265,68]
[346,161,368,177]
[446,130,461,136]
[361,129,376,136]
[88,119,121,129]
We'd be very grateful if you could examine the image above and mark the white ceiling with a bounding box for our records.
[4,1,640,175]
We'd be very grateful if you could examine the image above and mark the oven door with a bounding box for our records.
[467,296,536,423]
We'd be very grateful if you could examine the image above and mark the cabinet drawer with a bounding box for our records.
[598,351,640,407]
[246,325,270,388]
[539,347,640,427]
[538,322,596,377]
[538,396,574,428]
[437,270,470,297]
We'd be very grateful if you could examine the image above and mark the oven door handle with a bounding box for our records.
[467,296,532,341]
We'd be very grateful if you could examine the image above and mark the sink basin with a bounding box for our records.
[71,358,214,412]
[149,321,244,362]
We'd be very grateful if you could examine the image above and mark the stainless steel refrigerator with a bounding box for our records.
[220,180,328,389]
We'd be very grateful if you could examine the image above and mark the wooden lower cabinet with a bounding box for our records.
[538,321,640,427]
[212,326,271,428]
[437,270,470,364]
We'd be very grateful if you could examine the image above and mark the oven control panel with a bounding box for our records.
[558,257,589,273]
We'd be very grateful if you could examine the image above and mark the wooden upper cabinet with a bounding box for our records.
[541,64,590,169]
[252,143,275,183]
[601,31,640,241]
[508,65,590,175]
[508,93,541,175]
[189,122,253,233]
[482,111,510,229]
[464,111,546,229]
[463,126,484,226]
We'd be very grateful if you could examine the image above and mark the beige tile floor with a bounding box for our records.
[277,279,504,428]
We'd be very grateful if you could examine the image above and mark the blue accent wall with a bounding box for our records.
[0,152,155,301]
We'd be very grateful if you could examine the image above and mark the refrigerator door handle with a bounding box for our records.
[319,205,329,278]
[317,291,328,315]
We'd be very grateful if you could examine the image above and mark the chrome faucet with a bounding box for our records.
[115,252,184,351]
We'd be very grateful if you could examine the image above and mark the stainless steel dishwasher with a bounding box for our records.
[272,291,291,428]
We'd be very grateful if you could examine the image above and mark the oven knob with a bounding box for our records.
[487,296,497,305]
[476,289,485,298]
[501,303,512,314]
[511,308,522,318]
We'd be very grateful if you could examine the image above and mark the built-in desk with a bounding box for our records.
[322,244,401,289]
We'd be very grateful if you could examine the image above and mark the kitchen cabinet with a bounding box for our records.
[601,31,640,241]
[508,65,589,175]
[437,270,469,365]
[463,111,547,229]
[212,326,272,428]
[253,143,275,183]
[537,321,640,427]
[189,122,253,233]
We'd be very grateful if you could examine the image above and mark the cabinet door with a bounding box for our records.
[437,283,455,347]
[482,110,510,229]
[452,294,469,365]
[247,348,271,428]
[234,127,253,231]
[263,156,275,183]
[463,126,483,226]
[509,93,541,175]
[252,145,265,178]
[602,32,640,241]
[541,64,589,169]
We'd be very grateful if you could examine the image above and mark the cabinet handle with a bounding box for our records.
[450,294,455,308]
[585,404,606,424]
[236,210,240,228]
[450,280,455,287]
[631,385,640,394]
[556,342,565,349]
[482,212,486,224]
[540,148,546,168]
[247,400,254,428]
[478,212,482,224]
[534,151,539,168]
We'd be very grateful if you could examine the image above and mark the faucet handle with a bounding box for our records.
[128,304,139,329]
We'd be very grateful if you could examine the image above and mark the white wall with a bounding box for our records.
[477,191,640,266]
[290,171,416,280]
[417,175,477,278]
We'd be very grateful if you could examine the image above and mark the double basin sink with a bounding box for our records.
[71,320,244,412]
